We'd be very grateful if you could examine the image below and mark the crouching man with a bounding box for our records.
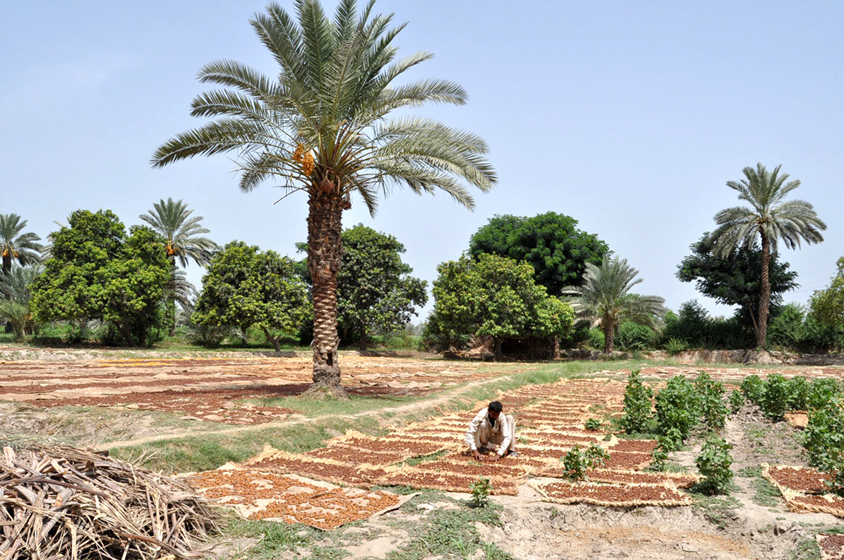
[464,401,516,462]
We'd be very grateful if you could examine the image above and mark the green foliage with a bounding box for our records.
[741,375,766,406]
[620,370,653,434]
[467,212,609,296]
[562,444,609,481]
[335,225,427,350]
[810,257,844,330]
[760,374,790,420]
[655,376,699,441]
[584,418,602,431]
[664,337,688,355]
[469,477,492,508]
[696,371,728,431]
[695,436,734,495]
[808,378,842,411]
[563,255,665,353]
[803,386,844,473]
[616,321,658,351]
[194,242,310,352]
[729,390,745,413]
[786,376,810,411]
[677,233,798,329]
[426,254,574,355]
[30,210,170,346]
[586,328,605,350]
[659,428,684,452]
[0,265,42,340]
[662,300,755,350]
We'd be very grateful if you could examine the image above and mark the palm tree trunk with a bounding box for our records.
[757,234,772,348]
[603,322,615,353]
[307,190,344,388]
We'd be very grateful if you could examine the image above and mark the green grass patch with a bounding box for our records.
[692,495,742,529]
[111,415,383,473]
[385,498,514,560]
[750,477,782,507]
[736,466,763,478]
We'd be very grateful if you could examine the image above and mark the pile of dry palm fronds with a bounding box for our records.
[0,445,218,559]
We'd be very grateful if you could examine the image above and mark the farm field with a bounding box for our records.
[2,349,844,559]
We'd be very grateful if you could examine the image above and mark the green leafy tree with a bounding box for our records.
[562,255,665,352]
[677,233,798,327]
[0,214,43,276]
[468,212,609,296]
[709,163,826,347]
[336,225,426,350]
[152,0,495,391]
[30,210,170,346]
[810,257,844,329]
[427,254,574,358]
[194,242,310,352]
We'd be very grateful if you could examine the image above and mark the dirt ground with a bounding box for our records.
[3,348,844,559]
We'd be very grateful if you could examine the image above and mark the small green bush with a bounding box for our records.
[469,477,492,508]
[808,378,842,411]
[786,376,810,411]
[804,400,844,471]
[616,322,657,351]
[696,371,728,432]
[562,444,610,481]
[620,370,654,434]
[696,436,734,495]
[664,337,688,355]
[740,375,765,406]
[584,418,602,431]
[587,328,605,350]
[760,374,790,420]
[655,376,699,441]
[658,427,684,452]
[728,390,745,413]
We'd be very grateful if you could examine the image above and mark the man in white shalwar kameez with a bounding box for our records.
[464,401,516,462]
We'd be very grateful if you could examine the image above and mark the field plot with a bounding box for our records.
[187,466,404,530]
[230,377,686,511]
[636,365,844,382]
[0,354,487,425]
[763,464,844,517]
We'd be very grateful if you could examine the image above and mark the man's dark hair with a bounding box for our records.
[488,401,503,412]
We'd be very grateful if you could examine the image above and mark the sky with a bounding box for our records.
[2,1,843,322]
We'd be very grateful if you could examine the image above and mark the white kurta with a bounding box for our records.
[465,407,516,456]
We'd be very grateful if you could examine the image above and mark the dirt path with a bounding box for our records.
[99,374,512,451]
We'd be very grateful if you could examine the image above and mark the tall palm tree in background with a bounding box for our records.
[152,0,496,392]
[140,198,217,267]
[140,198,215,334]
[709,163,826,348]
[0,214,43,276]
[563,256,665,353]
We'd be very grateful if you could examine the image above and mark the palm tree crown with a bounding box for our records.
[710,163,826,347]
[140,198,217,268]
[151,0,496,390]
[563,255,665,353]
[0,214,43,275]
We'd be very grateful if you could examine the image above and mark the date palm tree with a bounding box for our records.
[563,256,665,353]
[710,163,826,348]
[0,214,43,276]
[140,198,214,334]
[140,198,217,267]
[151,0,495,391]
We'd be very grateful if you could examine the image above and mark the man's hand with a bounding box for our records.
[473,450,484,461]
[490,453,503,462]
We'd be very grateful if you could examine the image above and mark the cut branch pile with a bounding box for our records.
[0,445,218,559]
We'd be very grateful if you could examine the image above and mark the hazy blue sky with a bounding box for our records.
[2,1,842,321]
